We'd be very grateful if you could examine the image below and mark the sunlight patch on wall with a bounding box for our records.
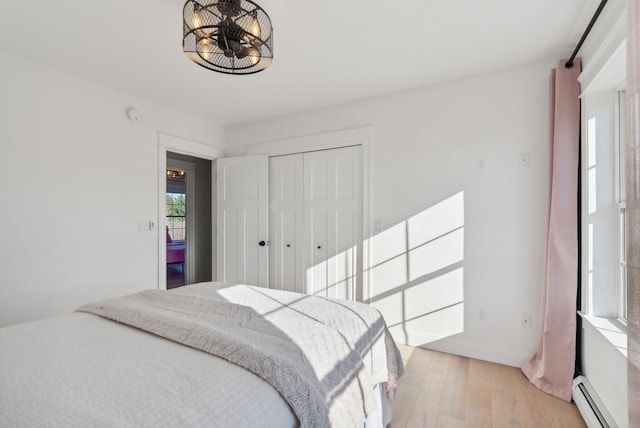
[407,191,464,248]
[408,228,464,281]
[366,191,465,344]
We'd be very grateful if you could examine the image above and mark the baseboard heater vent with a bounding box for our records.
[572,376,617,428]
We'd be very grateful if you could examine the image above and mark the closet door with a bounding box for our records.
[216,155,269,287]
[269,154,304,293]
[304,146,362,300]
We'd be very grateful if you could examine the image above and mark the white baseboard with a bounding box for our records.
[390,328,532,368]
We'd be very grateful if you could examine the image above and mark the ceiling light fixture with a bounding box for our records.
[183,0,273,75]
[167,169,186,179]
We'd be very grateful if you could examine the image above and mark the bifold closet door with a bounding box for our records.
[304,146,362,300]
[269,154,304,293]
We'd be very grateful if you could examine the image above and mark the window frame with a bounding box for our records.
[166,191,187,241]
[615,90,627,323]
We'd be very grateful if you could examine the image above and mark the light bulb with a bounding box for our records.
[192,8,202,28]
[245,47,260,65]
[201,45,212,60]
[249,17,261,38]
[200,38,213,60]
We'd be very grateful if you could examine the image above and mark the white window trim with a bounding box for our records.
[615,91,627,323]
[579,24,628,344]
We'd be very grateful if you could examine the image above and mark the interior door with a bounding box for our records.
[216,155,269,287]
[304,146,363,299]
[269,154,304,293]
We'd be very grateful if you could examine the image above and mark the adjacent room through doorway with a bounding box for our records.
[166,152,213,289]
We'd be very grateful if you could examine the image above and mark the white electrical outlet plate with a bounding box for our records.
[521,313,532,328]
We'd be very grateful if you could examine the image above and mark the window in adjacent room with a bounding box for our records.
[166,189,186,241]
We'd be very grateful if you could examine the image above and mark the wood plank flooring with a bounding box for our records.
[389,344,586,428]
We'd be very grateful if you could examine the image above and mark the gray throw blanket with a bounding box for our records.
[77,283,403,428]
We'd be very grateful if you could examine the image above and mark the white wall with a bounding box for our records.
[0,50,224,327]
[226,60,553,367]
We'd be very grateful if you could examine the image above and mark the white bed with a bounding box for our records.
[0,282,403,427]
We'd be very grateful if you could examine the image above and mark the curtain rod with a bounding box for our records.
[565,0,609,68]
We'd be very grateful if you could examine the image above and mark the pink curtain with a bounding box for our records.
[522,58,581,402]
[627,0,640,425]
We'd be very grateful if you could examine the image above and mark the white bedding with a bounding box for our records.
[0,312,297,427]
[0,282,402,427]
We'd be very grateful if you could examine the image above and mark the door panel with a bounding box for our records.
[269,155,304,292]
[336,157,355,200]
[304,146,362,300]
[309,159,328,201]
[335,209,356,299]
[217,155,269,287]
[307,209,328,296]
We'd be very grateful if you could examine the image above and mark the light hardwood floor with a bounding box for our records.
[389,344,586,428]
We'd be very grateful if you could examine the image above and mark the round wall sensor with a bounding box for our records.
[126,108,141,122]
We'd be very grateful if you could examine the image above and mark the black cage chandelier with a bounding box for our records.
[183,0,273,75]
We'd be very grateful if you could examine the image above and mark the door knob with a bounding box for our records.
[259,241,266,247]
[317,245,322,250]
[286,244,291,248]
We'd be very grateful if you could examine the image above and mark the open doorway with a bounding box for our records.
[166,165,188,288]
[165,152,213,289]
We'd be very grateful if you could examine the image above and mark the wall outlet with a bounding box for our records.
[521,313,532,328]
[480,309,488,321]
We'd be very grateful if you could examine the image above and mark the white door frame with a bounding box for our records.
[245,126,372,302]
[158,132,223,290]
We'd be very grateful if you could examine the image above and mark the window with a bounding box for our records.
[582,88,625,320]
[166,192,186,241]
[617,91,627,321]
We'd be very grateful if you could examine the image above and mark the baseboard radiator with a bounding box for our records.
[572,376,617,428]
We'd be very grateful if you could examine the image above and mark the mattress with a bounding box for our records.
[0,282,400,427]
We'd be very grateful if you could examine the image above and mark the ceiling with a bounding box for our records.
[0,0,600,126]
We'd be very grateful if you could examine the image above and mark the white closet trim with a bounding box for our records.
[245,126,373,157]
[244,126,373,302]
